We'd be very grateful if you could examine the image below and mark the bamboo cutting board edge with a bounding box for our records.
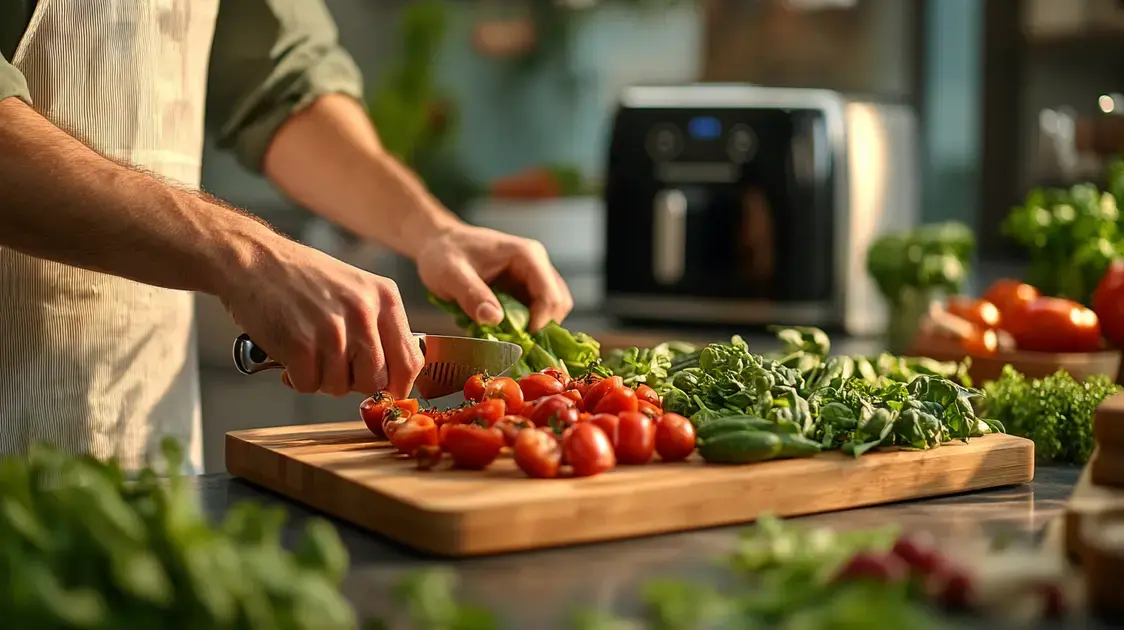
[226,425,1034,557]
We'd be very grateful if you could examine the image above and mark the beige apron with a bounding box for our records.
[0,0,220,472]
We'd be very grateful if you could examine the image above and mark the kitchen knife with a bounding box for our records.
[231,332,522,399]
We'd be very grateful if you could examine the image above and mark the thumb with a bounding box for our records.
[444,260,503,325]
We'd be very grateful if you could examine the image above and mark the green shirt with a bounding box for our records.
[0,0,364,172]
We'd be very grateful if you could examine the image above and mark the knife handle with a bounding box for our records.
[232,333,427,376]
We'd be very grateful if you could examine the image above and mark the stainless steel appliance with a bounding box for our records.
[602,84,919,335]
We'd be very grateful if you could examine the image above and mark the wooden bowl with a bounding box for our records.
[906,334,1122,385]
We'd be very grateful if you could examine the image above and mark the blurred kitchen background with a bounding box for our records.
[195,0,1122,472]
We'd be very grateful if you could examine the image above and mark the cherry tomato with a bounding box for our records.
[946,296,1001,330]
[958,327,998,357]
[567,373,605,399]
[1093,260,1124,348]
[634,384,661,408]
[441,423,505,469]
[381,399,422,437]
[359,392,394,436]
[529,394,578,428]
[546,406,581,435]
[513,428,562,478]
[616,411,656,465]
[983,279,1039,323]
[583,375,623,412]
[563,423,616,477]
[636,400,662,420]
[463,373,490,402]
[559,389,584,410]
[483,376,524,413]
[494,415,534,447]
[518,373,565,403]
[1006,297,1102,353]
[577,412,593,423]
[655,413,696,462]
[415,445,443,470]
[360,394,418,437]
[593,386,639,415]
[540,367,571,388]
[587,413,620,448]
[390,413,439,456]
[451,399,507,427]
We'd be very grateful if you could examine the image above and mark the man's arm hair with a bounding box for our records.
[0,97,282,296]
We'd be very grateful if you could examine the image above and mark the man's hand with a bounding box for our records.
[219,239,425,399]
[415,225,574,332]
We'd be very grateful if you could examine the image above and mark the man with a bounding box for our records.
[0,0,573,472]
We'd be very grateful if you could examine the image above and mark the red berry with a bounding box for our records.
[834,551,907,584]
[891,535,944,576]
[930,567,974,610]
[1041,583,1067,618]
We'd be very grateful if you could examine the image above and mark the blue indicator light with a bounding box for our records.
[688,116,722,140]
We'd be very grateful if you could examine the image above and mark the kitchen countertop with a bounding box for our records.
[193,464,1083,628]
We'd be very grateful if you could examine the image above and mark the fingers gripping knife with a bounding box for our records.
[231,332,523,399]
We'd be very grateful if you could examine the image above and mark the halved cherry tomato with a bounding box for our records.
[529,394,578,427]
[514,428,562,478]
[587,413,620,448]
[567,373,604,399]
[563,423,616,477]
[1005,297,1102,353]
[390,413,439,456]
[946,296,1001,330]
[983,279,1039,323]
[463,373,490,403]
[583,375,623,412]
[593,386,639,415]
[655,413,696,462]
[540,367,571,388]
[518,373,565,403]
[441,423,505,469]
[359,392,394,436]
[634,384,661,408]
[636,400,662,420]
[559,389,584,410]
[381,400,422,438]
[494,415,534,447]
[415,445,443,470]
[360,394,419,437]
[450,399,507,427]
[483,376,524,413]
[616,411,655,465]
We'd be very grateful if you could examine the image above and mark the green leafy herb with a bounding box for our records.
[1002,165,1124,305]
[980,365,1121,464]
[866,221,975,307]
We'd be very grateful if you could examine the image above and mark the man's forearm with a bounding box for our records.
[261,93,461,256]
[0,98,278,296]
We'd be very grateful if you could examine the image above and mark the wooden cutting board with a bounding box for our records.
[226,423,1034,557]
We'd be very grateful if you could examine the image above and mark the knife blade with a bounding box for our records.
[231,332,522,399]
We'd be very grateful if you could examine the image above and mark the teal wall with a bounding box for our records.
[921,0,983,227]
[433,4,702,183]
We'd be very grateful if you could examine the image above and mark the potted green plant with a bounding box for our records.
[866,222,976,354]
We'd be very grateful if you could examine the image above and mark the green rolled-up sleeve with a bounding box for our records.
[205,0,364,173]
[0,52,31,105]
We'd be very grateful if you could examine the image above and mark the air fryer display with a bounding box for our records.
[604,107,835,303]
